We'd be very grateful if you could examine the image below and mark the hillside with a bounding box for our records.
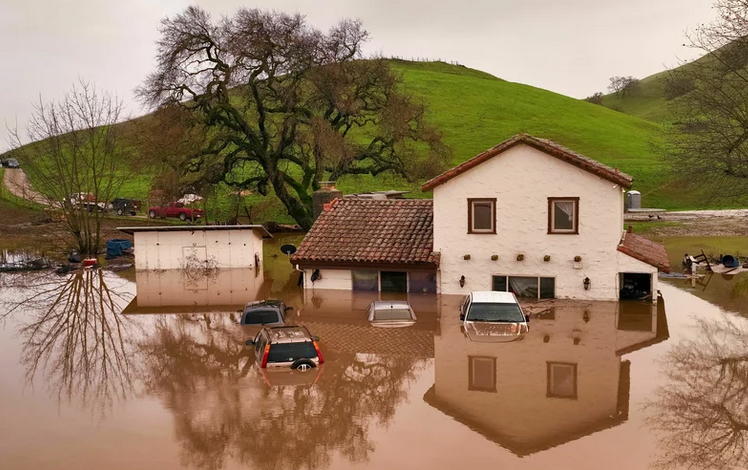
[7,60,702,223]
[598,69,673,122]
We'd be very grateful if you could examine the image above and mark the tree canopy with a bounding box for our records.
[139,7,449,229]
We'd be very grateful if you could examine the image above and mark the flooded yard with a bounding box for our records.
[0,235,747,469]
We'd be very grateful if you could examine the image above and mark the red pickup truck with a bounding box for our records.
[148,202,204,222]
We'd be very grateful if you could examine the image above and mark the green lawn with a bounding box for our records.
[7,60,726,223]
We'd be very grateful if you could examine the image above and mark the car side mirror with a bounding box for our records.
[524,314,530,322]
[245,339,255,346]
[286,306,294,311]
[313,336,320,341]
[459,313,465,321]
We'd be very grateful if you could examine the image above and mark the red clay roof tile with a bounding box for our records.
[421,134,634,191]
[291,198,438,267]
[617,232,671,273]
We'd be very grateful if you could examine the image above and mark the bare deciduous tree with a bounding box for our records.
[608,76,641,97]
[138,7,450,230]
[1,270,139,417]
[663,0,748,202]
[9,81,131,255]
[585,92,604,105]
[647,316,748,470]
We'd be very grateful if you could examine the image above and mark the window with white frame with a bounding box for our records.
[492,275,555,299]
[469,356,496,392]
[468,198,496,234]
[547,362,577,399]
[548,197,579,234]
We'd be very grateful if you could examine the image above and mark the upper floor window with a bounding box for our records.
[468,198,496,234]
[548,197,579,234]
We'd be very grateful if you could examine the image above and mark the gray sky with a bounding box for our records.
[1,0,715,151]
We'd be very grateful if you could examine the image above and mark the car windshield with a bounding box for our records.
[243,309,280,325]
[373,308,413,321]
[267,342,317,363]
[466,302,525,322]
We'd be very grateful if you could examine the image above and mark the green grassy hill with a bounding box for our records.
[598,70,673,122]
[7,60,713,223]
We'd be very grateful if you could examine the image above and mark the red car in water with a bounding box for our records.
[148,202,204,222]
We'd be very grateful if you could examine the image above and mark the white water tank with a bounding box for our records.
[626,190,641,210]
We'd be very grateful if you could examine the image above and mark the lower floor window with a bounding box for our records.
[547,362,577,398]
[469,356,496,392]
[492,275,555,299]
[352,270,379,291]
[351,269,437,293]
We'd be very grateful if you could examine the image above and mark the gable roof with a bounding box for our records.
[617,231,671,273]
[421,134,634,191]
[423,359,631,457]
[291,198,438,268]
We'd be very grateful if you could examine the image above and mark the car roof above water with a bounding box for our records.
[370,300,411,310]
[470,291,518,304]
[265,326,311,343]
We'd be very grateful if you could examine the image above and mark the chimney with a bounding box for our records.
[312,181,342,222]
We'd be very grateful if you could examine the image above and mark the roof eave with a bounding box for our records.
[421,134,634,192]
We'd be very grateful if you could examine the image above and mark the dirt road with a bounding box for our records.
[2,168,50,206]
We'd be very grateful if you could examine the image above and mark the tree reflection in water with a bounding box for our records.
[1,270,138,416]
[137,313,424,470]
[648,316,748,470]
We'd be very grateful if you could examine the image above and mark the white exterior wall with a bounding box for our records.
[431,295,659,448]
[133,229,263,271]
[433,143,651,301]
[302,268,353,290]
[133,268,266,308]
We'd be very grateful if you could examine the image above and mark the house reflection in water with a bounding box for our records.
[121,268,267,314]
[425,296,669,456]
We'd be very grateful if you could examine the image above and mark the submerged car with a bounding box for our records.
[240,300,293,326]
[367,300,417,328]
[460,291,530,332]
[246,326,323,370]
[464,321,528,343]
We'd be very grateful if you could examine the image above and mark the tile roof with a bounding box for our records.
[617,231,671,273]
[291,198,438,267]
[421,134,634,191]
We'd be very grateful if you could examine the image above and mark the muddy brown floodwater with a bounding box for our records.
[1,238,748,470]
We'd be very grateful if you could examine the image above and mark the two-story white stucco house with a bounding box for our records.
[292,134,670,302]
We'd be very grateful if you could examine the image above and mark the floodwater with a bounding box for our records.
[1,236,747,470]
[660,236,748,315]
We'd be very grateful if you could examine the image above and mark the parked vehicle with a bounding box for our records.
[109,198,141,216]
[246,326,323,370]
[464,321,527,343]
[148,202,204,222]
[2,158,20,168]
[258,363,323,387]
[367,300,417,328]
[64,192,106,211]
[240,300,293,326]
[460,291,530,331]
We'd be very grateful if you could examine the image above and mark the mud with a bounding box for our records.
[1,236,747,470]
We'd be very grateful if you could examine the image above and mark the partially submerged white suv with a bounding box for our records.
[460,291,529,340]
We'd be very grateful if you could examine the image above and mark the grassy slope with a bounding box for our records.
[381,61,684,209]
[598,70,672,122]
[9,60,708,219]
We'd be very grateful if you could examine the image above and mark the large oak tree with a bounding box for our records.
[664,0,748,202]
[139,7,449,229]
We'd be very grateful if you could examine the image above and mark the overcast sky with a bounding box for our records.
[1,0,716,151]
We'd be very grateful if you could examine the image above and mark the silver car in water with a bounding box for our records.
[367,300,417,328]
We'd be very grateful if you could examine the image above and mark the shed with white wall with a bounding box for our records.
[119,225,272,271]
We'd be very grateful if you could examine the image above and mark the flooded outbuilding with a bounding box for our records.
[1,237,747,470]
